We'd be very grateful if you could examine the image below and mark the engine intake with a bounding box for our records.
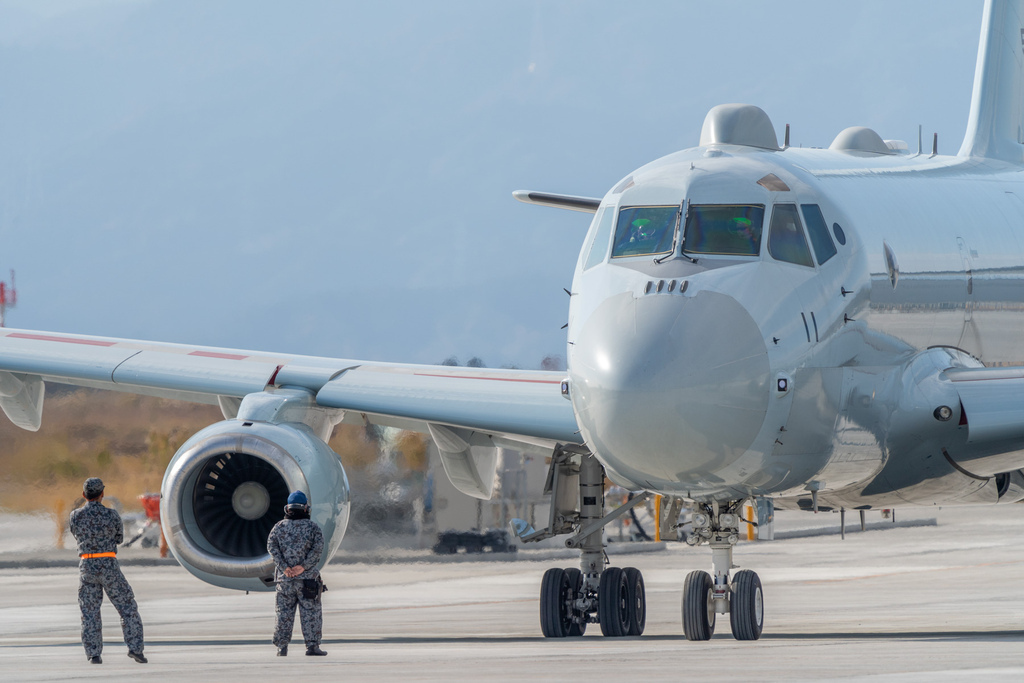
[161,416,349,592]
[193,452,289,557]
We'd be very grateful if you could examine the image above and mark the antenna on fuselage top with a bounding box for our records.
[918,125,922,155]
[784,123,790,148]
[931,132,938,157]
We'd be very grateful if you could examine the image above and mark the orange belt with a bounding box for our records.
[80,552,116,559]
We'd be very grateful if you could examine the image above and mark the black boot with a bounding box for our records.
[88,655,102,664]
[127,651,148,663]
[277,645,288,656]
[305,645,327,656]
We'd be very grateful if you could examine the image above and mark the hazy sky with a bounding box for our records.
[0,0,984,367]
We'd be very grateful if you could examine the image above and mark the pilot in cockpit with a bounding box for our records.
[629,219,654,247]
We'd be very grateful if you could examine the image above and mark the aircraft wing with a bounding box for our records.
[0,328,581,452]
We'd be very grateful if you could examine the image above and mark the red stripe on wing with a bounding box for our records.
[7,333,117,347]
[189,350,249,360]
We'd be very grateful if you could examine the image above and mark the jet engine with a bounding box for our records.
[160,414,349,591]
[995,470,1024,504]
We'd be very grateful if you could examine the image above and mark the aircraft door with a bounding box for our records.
[761,202,828,347]
[795,203,852,345]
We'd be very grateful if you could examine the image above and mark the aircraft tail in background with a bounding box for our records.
[959,0,1024,162]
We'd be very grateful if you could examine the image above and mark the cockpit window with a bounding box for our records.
[767,204,814,267]
[611,206,677,257]
[800,204,837,265]
[682,204,764,256]
[583,207,615,270]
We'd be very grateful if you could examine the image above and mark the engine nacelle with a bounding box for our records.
[996,470,1024,504]
[161,414,349,592]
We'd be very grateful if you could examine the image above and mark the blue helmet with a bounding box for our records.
[284,490,310,516]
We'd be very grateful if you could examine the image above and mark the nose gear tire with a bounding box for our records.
[729,569,764,640]
[682,570,716,641]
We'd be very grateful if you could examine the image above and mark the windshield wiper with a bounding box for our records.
[654,201,684,264]
[656,200,697,264]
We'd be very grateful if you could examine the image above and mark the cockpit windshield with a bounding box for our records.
[611,206,678,258]
[683,204,764,256]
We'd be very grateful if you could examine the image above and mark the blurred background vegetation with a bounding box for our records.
[0,387,428,515]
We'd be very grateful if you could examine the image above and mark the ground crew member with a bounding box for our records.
[68,477,147,664]
[268,490,327,657]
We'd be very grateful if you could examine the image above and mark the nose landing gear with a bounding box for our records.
[682,500,764,640]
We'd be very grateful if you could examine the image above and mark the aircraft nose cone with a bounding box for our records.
[570,290,770,485]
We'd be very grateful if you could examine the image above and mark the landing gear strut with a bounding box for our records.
[682,500,763,640]
[521,450,648,637]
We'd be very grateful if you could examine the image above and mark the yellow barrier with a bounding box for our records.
[54,498,66,549]
[745,502,755,541]
[654,495,662,542]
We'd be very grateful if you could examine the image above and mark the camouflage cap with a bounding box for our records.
[83,477,105,499]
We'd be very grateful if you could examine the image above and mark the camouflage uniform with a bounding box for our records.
[69,500,145,657]
[267,518,325,649]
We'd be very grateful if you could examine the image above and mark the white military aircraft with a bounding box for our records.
[3,0,1024,642]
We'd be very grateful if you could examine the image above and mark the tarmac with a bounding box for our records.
[0,505,1022,682]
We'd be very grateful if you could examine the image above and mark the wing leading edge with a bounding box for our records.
[0,328,581,452]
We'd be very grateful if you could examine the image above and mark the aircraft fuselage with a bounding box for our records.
[567,141,1024,509]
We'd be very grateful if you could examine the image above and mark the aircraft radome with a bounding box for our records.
[4,0,1024,642]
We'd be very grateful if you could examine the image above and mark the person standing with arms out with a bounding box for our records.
[268,490,327,657]
[69,477,147,664]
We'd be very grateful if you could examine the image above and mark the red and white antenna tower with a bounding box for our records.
[0,270,17,328]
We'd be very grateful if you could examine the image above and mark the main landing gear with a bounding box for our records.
[682,500,764,641]
[539,563,646,638]
[514,449,649,637]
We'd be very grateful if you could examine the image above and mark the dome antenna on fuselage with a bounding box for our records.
[698,104,780,150]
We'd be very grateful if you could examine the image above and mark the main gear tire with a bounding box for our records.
[623,567,646,636]
[598,567,630,637]
[564,568,587,636]
[540,568,580,638]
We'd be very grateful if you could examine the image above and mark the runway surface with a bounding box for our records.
[1,505,1022,682]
